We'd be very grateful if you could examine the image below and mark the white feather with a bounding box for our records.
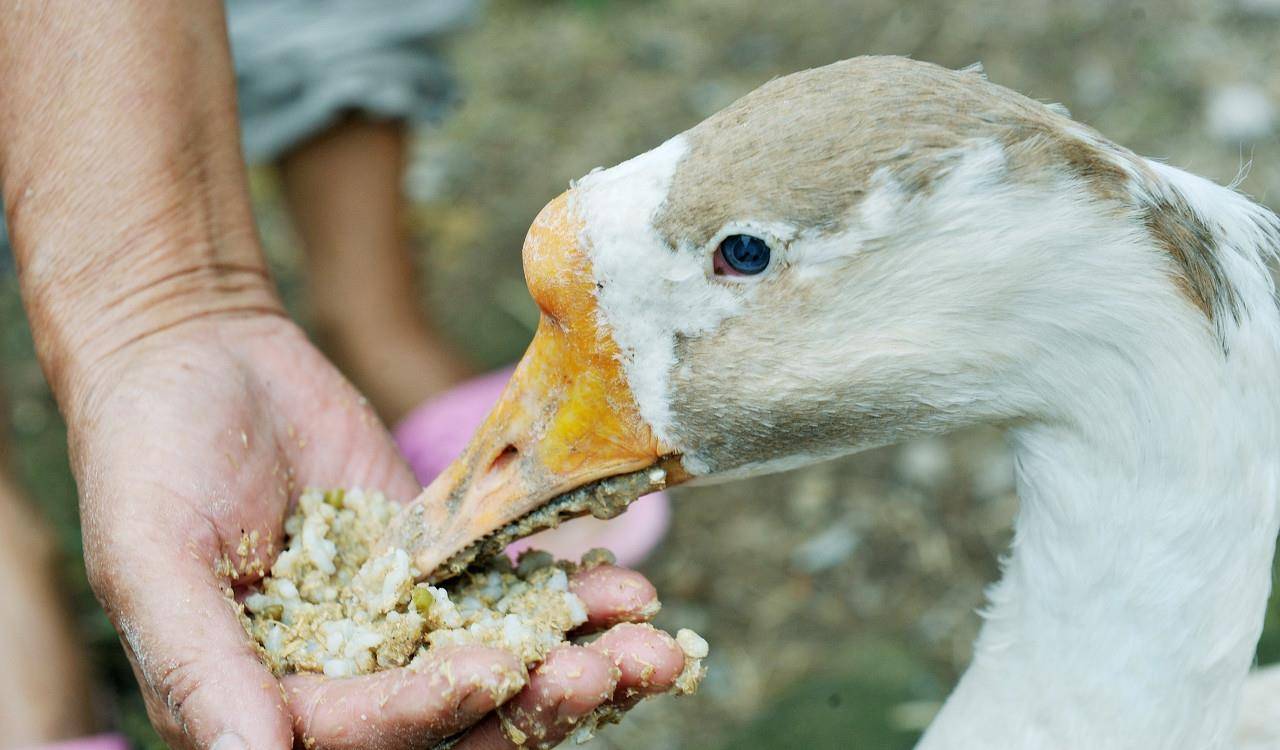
[578,133,1280,748]
[573,135,744,448]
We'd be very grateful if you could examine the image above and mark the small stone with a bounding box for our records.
[1206,84,1276,143]
[895,438,952,488]
[790,526,859,574]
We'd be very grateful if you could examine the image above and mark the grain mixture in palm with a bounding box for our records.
[239,488,708,692]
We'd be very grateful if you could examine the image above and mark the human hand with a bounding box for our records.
[1,3,685,743]
[67,314,685,750]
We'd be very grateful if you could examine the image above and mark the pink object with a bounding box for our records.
[19,734,130,750]
[394,367,671,567]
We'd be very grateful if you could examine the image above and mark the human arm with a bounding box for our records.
[0,4,684,749]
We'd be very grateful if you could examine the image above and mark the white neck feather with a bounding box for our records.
[922,164,1280,750]
[925,363,1279,748]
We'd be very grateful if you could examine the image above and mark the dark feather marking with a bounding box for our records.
[1146,194,1239,323]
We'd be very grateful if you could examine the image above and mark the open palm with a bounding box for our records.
[71,315,684,750]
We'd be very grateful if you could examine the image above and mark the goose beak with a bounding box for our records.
[397,192,687,577]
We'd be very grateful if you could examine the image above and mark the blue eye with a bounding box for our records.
[715,234,771,276]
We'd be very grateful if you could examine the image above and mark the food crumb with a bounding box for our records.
[579,548,616,569]
[237,486,710,744]
[240,488,599,676]
[673,628,710,695]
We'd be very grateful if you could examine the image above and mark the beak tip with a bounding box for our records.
[395,190,688,581]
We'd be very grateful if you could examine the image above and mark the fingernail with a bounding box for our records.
[211,732,247,750]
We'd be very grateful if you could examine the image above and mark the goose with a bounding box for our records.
[391,56,1280,748]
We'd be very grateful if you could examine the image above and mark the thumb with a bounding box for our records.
[93,532,291,750]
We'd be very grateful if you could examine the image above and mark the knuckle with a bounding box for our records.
[136,652,217,750]
[154,655,207,719]
[141,694,189,750]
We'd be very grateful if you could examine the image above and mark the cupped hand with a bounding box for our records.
[67,314,683,750]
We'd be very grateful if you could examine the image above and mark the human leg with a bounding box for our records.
[279,116,471,423]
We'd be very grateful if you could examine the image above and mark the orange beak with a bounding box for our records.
[393,192,688,577]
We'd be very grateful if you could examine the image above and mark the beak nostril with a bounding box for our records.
[471,444,521,499]
[489,445,519,473]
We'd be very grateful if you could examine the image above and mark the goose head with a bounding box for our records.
[402,55,1277,575]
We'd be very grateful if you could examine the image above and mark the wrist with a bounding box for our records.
[18,223,284,419]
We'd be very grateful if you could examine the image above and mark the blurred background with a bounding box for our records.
[3,0,1280,747]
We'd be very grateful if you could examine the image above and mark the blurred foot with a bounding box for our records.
[279,116,471,423]
[395,368,671,567]
[313,303,471,424]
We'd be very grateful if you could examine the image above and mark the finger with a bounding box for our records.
[587,623,686,702]
[454,645,620,750]
[90,535,293,750]
[456,626,686,750]
[568,565,660,631]
[283,646,526,750]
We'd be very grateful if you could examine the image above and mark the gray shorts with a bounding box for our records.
[226,0,476,162]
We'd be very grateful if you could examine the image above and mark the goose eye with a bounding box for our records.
[714,234,771,276]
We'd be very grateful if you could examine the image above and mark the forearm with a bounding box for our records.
[0,1,280,414]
